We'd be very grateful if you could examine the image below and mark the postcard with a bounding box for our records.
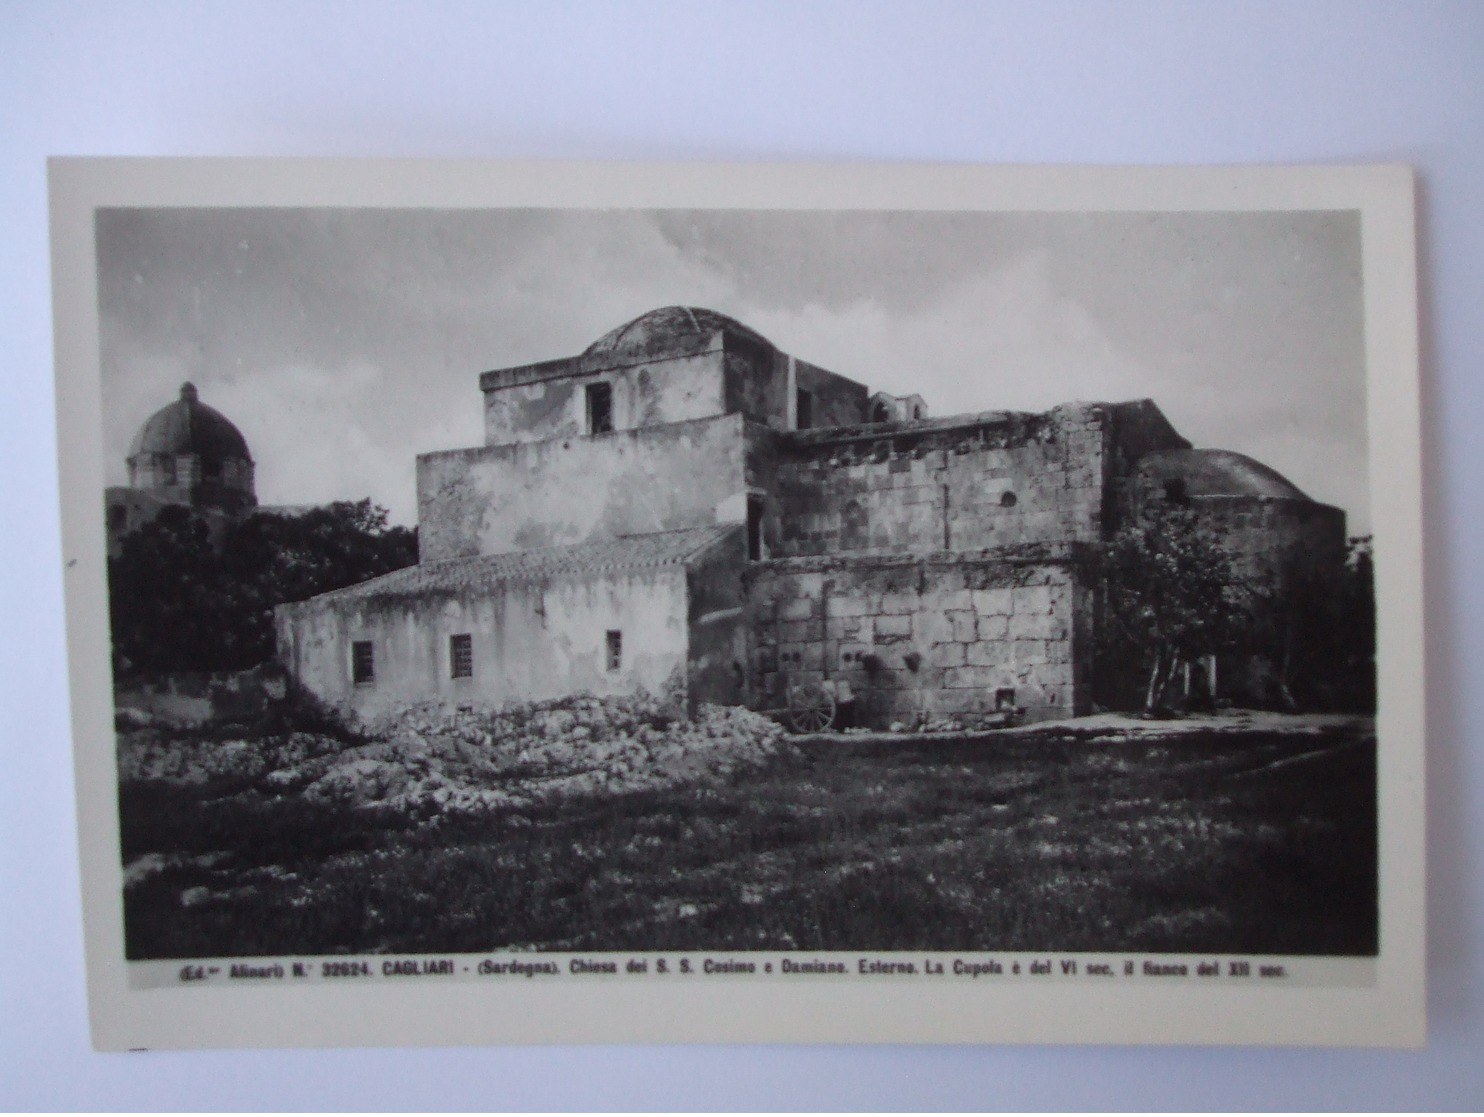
[49,158,1424,1048]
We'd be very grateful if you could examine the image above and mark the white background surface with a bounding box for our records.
[2,1,1481,1108]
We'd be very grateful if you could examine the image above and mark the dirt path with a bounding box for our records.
[791,709,1372,746]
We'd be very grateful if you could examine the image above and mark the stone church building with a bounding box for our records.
[274,306,1346,725]
[105,382,259,557]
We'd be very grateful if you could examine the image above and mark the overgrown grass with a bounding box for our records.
[121,723,1376,959]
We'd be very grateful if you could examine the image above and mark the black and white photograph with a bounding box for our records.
[50,159,1424,1048]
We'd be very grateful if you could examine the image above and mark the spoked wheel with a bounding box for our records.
[786,682,837,734]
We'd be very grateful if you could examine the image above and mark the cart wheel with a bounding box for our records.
[787,682,837,733]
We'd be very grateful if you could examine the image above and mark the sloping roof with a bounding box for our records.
[1136,448,1311,501]
[297,524,742,605]
[127,382,253,463]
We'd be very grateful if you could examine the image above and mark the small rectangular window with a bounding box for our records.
[795,388,813,430]
[606,629,622,672]
[995,687,1016,712]
[449,633,473,679]
[351,640,375,685]
[586,382,613,434]
[746,495,764,561]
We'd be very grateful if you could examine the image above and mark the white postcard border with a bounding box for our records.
[49,158,1425,1049]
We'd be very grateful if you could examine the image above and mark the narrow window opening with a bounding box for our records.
[585,382,613,434]
[912,405,923,420]
[605,630,622,672]
[995,687,1017,711]
[351,641,375,685]
[746,496,764,561]
[449,633,473,679]
[870,401,890,423]
[795,388,813,430]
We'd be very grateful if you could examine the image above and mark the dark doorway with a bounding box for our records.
[795,388,813,430]
[747,495,764,561]
[586,382,613,434]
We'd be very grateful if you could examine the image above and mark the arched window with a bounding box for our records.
[871,401,890,423]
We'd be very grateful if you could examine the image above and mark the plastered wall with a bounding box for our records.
[481,352,728,446]
[275,568,690,720]
[417,413,750,559]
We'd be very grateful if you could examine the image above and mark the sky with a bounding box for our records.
[96,206,1369,531]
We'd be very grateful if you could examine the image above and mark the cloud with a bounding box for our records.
[745,249,1155,418]
[98,206,1370,532]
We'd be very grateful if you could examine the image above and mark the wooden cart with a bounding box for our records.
[762,678,850,734]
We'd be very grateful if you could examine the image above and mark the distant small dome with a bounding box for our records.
[128,382,253,464]
[1136,448,1310,501]
[581,306,775,367]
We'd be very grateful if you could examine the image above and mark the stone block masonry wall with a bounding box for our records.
[771,404,1114,558]
[743,551,1093,726]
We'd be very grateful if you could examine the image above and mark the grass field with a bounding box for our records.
[120,718,1376,959]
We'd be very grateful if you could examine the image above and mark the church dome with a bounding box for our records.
[125,382,256,512]
[580,306,775,368]
[1135,448,1310,501]
[128,382,253,464]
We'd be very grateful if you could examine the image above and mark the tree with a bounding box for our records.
[109,499,417,675]
[108,505,252,674]
[1273,535,1374,712]
[1095,504,1264,714]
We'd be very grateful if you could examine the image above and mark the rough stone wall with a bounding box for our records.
[275,568,690,721]
[722,338,790,429]
[742,550,1092,726]
[1098,399,1193,533]
[481,351,727,446]
[794,358,869,429]
[417,413,749,560]
[771,405,1115,558]
[1189,496,1347,588]
[1122,461,1347,590]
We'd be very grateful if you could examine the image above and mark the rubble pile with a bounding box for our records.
[116,729,344,785]
[118,692,789,818]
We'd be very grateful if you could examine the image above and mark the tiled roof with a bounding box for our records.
[297,523,741,604]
